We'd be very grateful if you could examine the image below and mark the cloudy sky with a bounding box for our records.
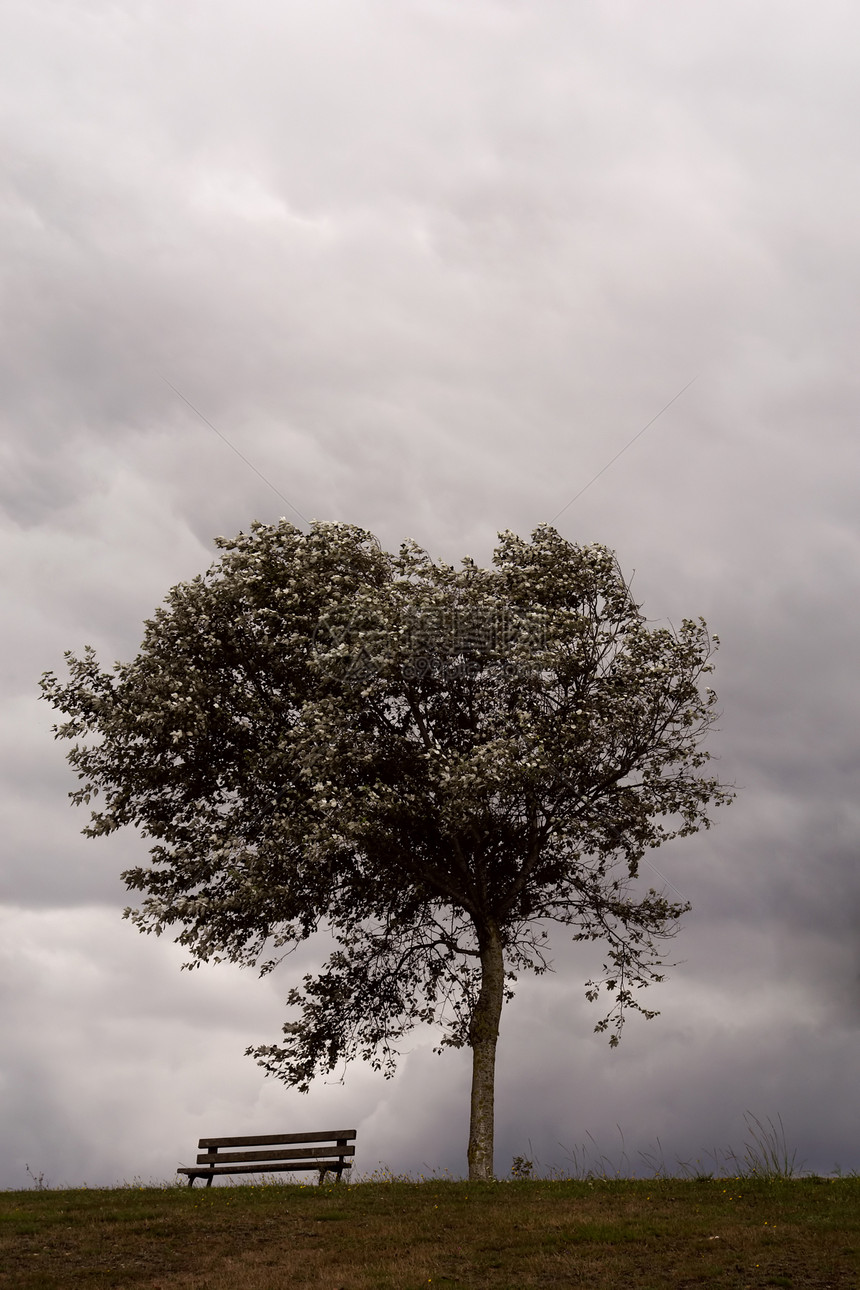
[2,0,859,1188]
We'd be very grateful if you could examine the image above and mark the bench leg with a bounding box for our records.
[206,1173,214,1188]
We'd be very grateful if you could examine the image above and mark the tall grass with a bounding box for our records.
[517,1110,823,1183]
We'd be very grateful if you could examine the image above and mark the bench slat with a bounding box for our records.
[198,1130,356,1149]
[195,1145,356,1165]
[178,1161,352,1178]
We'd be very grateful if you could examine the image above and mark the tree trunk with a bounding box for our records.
[467,919,505,1181]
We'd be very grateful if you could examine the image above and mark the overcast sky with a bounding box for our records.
[2,0,859,1189]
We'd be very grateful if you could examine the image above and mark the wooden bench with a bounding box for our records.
[177,1129,357,1188]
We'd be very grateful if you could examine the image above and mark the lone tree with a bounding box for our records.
[41,521,731,1180]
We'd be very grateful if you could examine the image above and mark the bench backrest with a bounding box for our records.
[179,1129,357,1187]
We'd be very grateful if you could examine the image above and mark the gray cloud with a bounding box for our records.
[1,0,859,1187]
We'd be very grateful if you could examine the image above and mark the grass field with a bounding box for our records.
[1,1175,858,1289]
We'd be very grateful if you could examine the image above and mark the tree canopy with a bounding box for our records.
[41,521,732,1179]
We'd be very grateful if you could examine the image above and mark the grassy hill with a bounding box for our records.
[1,1175,858,1288]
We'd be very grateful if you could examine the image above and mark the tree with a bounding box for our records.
[41,521,732,1180]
